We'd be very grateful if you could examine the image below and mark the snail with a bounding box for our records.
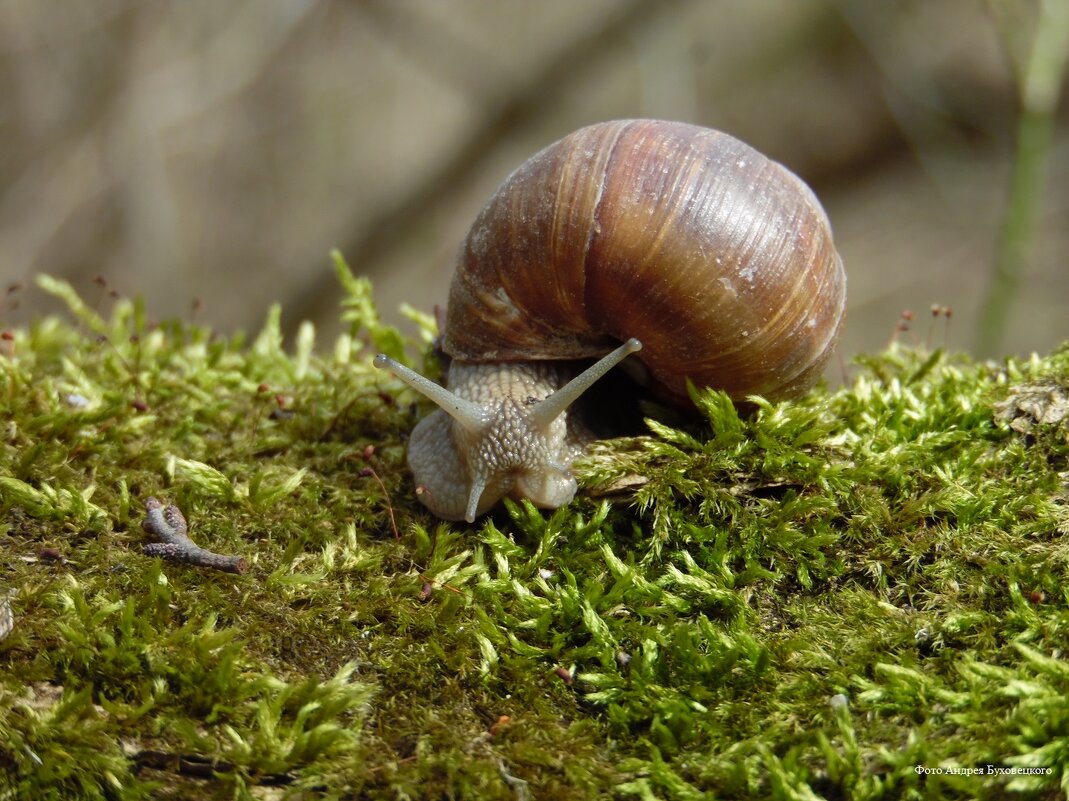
[375,119,846,522]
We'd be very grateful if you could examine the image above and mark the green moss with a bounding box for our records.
[2,261,1068,799]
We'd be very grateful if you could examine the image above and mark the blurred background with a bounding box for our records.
[0,0,1066,364]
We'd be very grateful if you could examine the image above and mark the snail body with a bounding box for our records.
[376,119,846,522]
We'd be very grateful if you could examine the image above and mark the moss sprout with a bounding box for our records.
[2,264,1068,799]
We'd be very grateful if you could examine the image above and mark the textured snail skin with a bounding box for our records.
[406,362,579,522]
[445,119,846,406]
[381,119,846,521]
[377,339,641,522]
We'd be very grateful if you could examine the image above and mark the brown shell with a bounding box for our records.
[443,119,846,406]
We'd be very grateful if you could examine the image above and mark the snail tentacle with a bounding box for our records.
[373,354,487,433]
[529,338,642,429]
[374,340,642,521]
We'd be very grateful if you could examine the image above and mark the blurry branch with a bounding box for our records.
[3,1,323,289]
[355,0,500,96]
[978,0,1069,355]
[287,0,682,332]
[0,2,138,291]
[833,1,991,202]
[118,3,322,134]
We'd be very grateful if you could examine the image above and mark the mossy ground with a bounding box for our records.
[2,259,1068,800]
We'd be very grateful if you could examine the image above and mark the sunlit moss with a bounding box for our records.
[2,267,1068,799]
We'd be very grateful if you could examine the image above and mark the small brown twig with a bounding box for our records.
[141,498,247,574]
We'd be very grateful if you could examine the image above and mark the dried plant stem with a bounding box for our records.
[141,497,247,574]
[978,0,1069,355]
[359,466,400,540]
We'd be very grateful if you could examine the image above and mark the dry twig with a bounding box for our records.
[141,497,247,574]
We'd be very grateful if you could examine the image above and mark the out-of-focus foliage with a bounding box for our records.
[0,0,1066,359]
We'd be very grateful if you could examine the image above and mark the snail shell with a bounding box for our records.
[376,119,846,521]
[445,118,845,406]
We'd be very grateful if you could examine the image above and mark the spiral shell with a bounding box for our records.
[443,119,846,406]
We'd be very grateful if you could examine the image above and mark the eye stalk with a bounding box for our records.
[374,339,642,522]
[373,353,488,433]
[527,339,642,429]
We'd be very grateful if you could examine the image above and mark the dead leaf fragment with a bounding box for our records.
[585,473,649,497]
[994,381,1069,434]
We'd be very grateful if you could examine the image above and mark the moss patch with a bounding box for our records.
[2,259,1068,800]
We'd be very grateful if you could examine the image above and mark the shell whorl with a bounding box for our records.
[443,119,846,405]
